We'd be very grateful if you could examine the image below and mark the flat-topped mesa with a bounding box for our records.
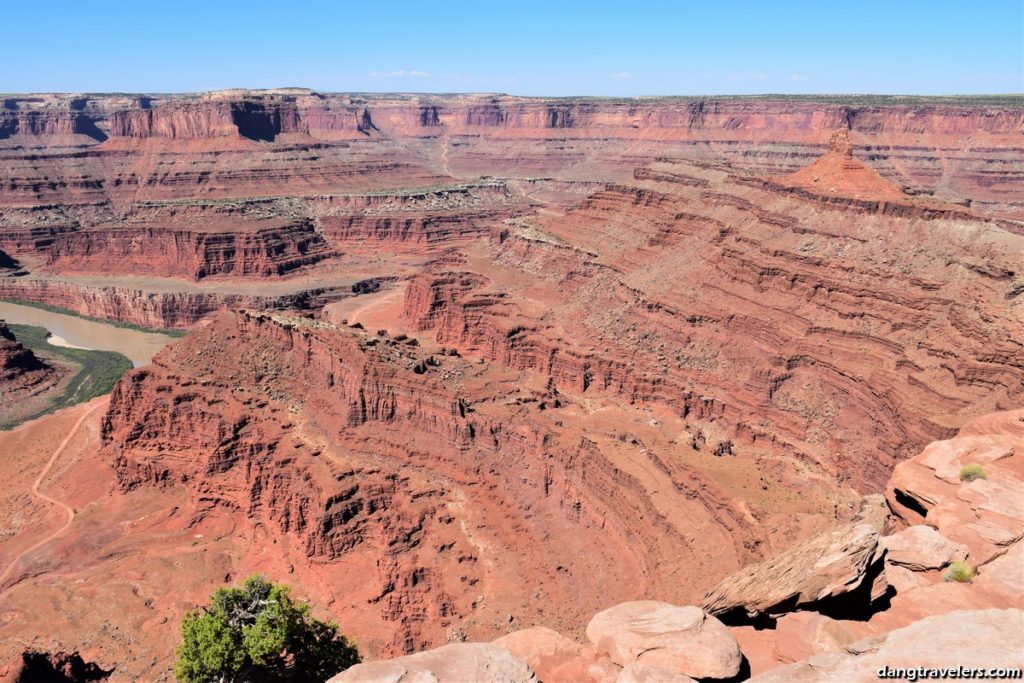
[41,219,336,280]
[7,93,1024,139]
[2,93,1023,213]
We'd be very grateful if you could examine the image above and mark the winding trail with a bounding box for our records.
[0,402,102,592]
[440,132,453,176]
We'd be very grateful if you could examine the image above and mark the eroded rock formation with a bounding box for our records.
[102,309,764,654]
[3,91,1022,214]
[404,155,1023,493]
[702,497,889,623]
[3,91,1021,329]
[330,407,1024,681]
[43,219,335,280]
[585,602,742,680]
[0,320,59,398]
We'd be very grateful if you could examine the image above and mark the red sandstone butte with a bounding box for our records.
[0,320,60,399]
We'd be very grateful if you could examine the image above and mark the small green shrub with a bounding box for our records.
[943,560,976,583]
[959,464,988,482]
[174,575,360,683]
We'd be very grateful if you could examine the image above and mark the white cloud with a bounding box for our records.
[789,74,808,81]
[367,69,431,79]
[609,71,632,80]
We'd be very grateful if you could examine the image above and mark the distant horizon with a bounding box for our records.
[6,0,1021,96]
[7,90,1023,100]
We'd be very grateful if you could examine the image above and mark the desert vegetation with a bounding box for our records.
[943,560,976,583]
[959,464,988,482]
[174,575,360,683]
[1,323,132,429]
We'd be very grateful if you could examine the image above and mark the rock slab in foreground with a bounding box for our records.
[617,661,697,682]
[879,524,967,572]
[586,601,742,680]
[749,608,1024,683]
[492,626,595,682]
[702,496,888,621]
[328,643,538,683]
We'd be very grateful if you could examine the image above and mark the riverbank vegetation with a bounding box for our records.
[1,324,133,430]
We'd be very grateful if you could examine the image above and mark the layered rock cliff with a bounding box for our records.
[2,93,1023,680]
[99,309,804,655]
[2,92,1022,212]
[2,91,1021,328]
[0,276,363,330]
[403,155,1024,492]
[330,407,1024,682]
[43,220,335,280]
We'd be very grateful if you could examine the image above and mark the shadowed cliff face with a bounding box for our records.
[0,248,17,270]
[229,100,306,141]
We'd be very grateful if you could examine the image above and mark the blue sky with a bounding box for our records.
[7,0,1022,95]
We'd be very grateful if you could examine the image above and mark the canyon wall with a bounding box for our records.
[1,92,1021,677]
[0,277,367,329]
[99,310,778,654]
[43,220,335,280]
[403,156,1024,492]
[1,91,1020,322]
[2,92,1021,211]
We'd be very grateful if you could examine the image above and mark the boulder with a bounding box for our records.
[587,655,623,683]
[702,496,888,620]
[882,564,929,594]
[617,661,696,683]
[328,643,538,683]
[492,627,594,682]
[879,525,967,571]
[586,601,741,680]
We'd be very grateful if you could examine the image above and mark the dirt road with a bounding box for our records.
[0,401,102,592]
